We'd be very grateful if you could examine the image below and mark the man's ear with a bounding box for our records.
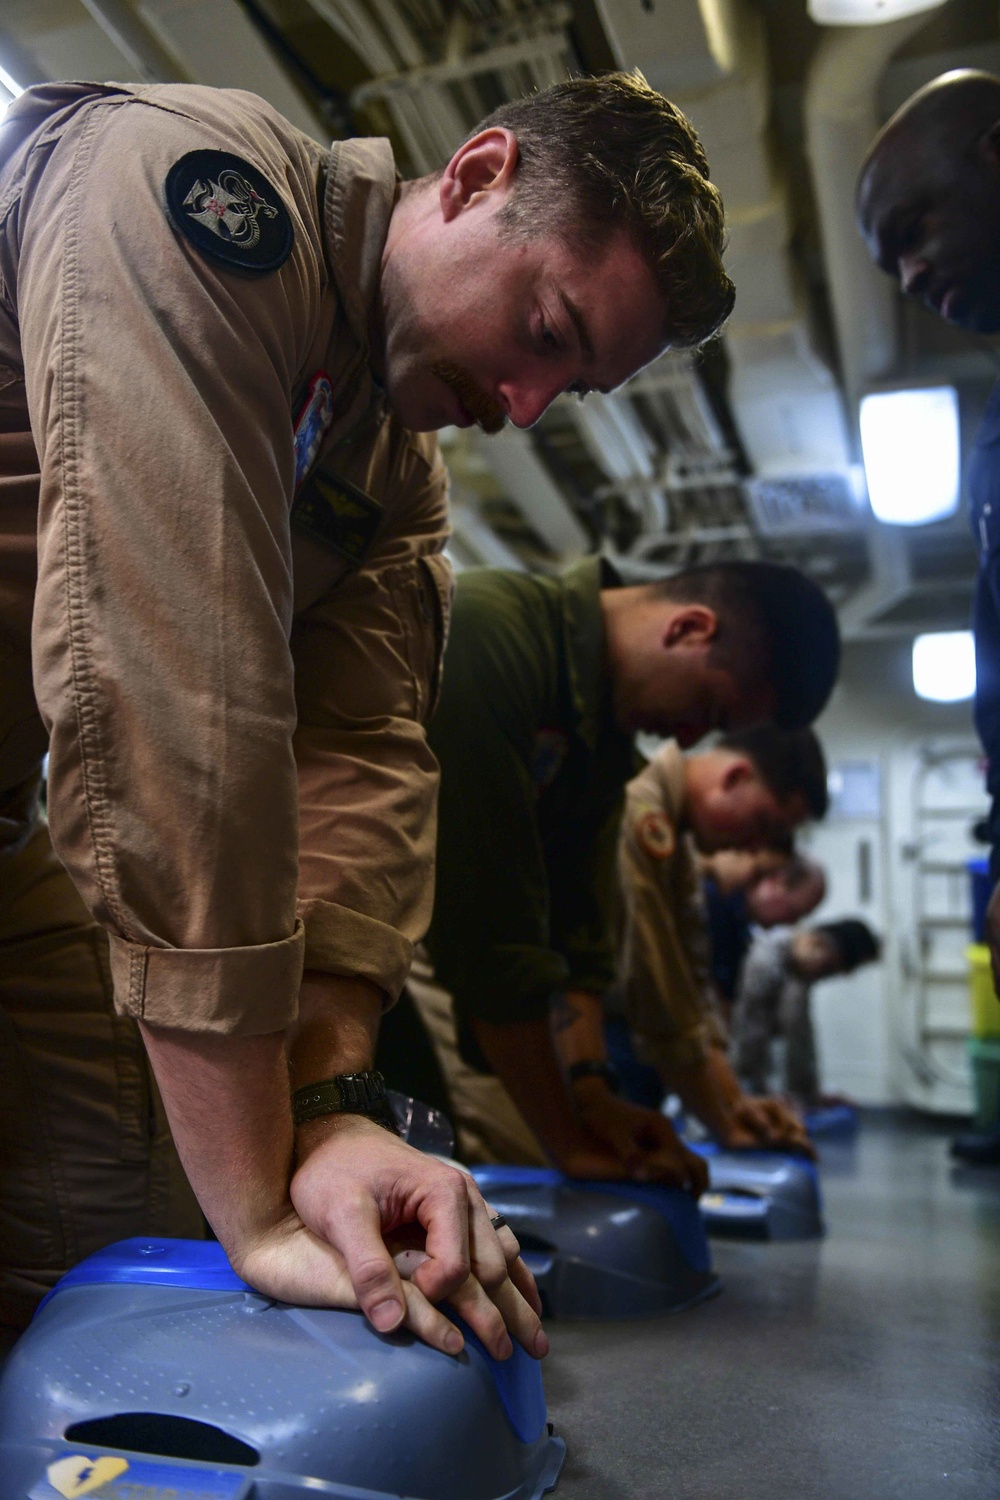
[440,129,519,221]
[720,756,755,792]
[979,118,1000,168]
[661,604,719,649]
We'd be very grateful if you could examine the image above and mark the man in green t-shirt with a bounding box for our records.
[412,555,839,1190]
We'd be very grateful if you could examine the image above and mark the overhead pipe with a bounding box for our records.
[803,12,940,424]
[78,0,188,82]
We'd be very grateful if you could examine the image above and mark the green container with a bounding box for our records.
[968,1037,1000,1130]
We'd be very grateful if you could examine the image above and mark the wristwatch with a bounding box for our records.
[567,1060,621,1094]
[291,1070,401,1134]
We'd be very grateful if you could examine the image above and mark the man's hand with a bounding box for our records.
[140,1015,548,1365]
[726,1094,816,1159]
[289,1113,548,1362]
[572,1082,709,1195]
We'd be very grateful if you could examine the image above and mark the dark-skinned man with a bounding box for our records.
[0,71,735,1353]
[858,69,1000,1163]
[390,557,839,1190]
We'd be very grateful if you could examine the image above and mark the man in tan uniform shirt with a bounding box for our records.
[615,728,826,1154]
[0,72,735,1352]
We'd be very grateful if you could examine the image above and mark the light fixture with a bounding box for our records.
[808,0,947,24]
[859,386,960,526]
[912,631,976,704]
[0,62,23,113]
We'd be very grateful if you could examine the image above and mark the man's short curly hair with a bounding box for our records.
[471,70,735,350]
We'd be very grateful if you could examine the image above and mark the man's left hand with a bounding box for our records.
[730,1095,816,1159]
[573,1085,709,1195]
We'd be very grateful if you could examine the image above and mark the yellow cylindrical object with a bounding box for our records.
[967,944,1000,1039]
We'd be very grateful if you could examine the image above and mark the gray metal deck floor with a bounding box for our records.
[543,1113,1000,1500]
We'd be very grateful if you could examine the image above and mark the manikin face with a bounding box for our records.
[378,130,671,432]
[686,758,809,855]
[858,121,1000,334]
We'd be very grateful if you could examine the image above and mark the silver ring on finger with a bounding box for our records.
[489,1213,509,1232]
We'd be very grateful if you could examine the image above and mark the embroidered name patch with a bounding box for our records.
[291,471,384,565]
[293,371,334,489]
[164,149,293,275]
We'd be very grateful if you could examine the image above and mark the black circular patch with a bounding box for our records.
[164,149,294,276]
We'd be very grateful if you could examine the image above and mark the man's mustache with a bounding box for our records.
[431,360,507,435]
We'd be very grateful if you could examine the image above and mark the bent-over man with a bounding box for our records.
[409,557,839,1185]
[0,71,733,1351]
[614,731,827,1157]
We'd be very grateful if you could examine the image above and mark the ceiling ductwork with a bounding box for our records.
[1,0,982,632]
[596,0,856,522]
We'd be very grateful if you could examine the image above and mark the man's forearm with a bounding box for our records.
[141,972,386,1250]
[668,1046,742,1139]
[469,1013,598,1165]
[550,989,608,1070]
[287,971,384,1087]
[140,1021,294,1253]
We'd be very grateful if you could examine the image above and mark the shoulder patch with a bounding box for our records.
[164,149,293,275]
[636,808,675,861]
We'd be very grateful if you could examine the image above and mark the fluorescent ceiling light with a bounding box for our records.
[912,631,976,703]
[808,0,946,23]
[0,62,23,112]
[859,386,959,526]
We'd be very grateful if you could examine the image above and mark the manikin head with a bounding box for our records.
[857,70,1000,333]
[747,852,827,928]
[378,71,735,432]
[789,919,881,982]
[601,560,841,747]
[681,725,829,855]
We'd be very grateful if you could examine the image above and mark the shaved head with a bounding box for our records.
[857,70,1000,333]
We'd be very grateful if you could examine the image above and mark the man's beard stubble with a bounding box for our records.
[431,360,507,435]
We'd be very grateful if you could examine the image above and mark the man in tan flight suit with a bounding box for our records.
[0,72,735,1354]
[614,728,826,1155]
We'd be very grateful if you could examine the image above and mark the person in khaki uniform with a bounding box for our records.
[614,729,828,1155]
[403,558,841,1188]
[0,71,737,1353]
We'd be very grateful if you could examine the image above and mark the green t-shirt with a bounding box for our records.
[426,556,636,1028]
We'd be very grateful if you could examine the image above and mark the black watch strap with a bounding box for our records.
[567,1059,621,1094]
[291,1070,401,1133]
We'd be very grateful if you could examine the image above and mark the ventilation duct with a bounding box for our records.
[595,0,856,515]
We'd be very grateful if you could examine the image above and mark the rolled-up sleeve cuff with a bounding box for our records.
[110,920,306,1035]
[633,1022,713,1076]
[298,898,413,1005]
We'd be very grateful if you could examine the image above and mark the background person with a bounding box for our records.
[612,731,826,1158]
[397,557,840,1187]
[858,69,1000,1164]
[704,848,827,1027]
[0,70,734,1351]
[732,920,882,1110]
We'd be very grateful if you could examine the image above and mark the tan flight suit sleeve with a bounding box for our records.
[293,421,452,1003]
[617,796,717,1076]
[6,88,329,1033]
